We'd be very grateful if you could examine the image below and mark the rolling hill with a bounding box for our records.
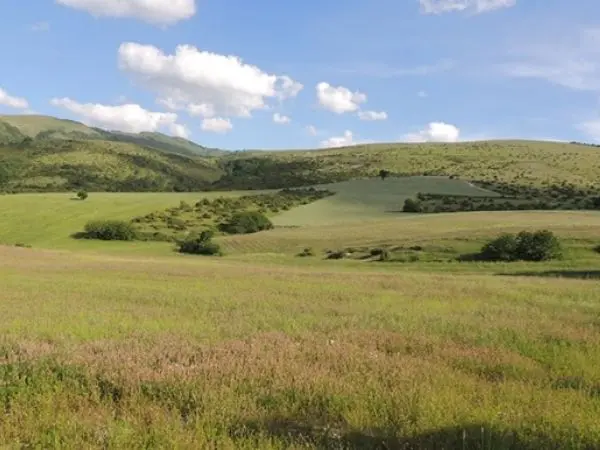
[0,115,225,157]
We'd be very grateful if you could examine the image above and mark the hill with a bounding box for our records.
[0,115,225,157]
[0,138,222,192]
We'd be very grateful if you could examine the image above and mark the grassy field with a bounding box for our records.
[273,177,498,226]
[2,180,600,448]
[2,246,600,448]
[0,192,258,252]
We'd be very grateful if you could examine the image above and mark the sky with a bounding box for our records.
[1,0,600,150]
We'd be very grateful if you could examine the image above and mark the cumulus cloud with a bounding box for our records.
[316,82,366,114]
[403,122,461,142]
[201,117,232,134]
[119,42,303,120]
[50,97,188,137]
[0,88,29,109]
[56,0,195,26]
[419,0,516,14]
[273,113,291,124]
[358,110,388,121]
[321,130,355,148]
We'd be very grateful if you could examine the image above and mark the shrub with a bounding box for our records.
[480,233,519,262]
[594,244,600,254]
[403,198,422,213]
[219,211,273,235]
[76,190,88,200]
[370,248,385,257]
[514,230,562,261]
[326,251,347,260]
[177,231,222,256]
[297,247,315,257]
[83,220,137,241]
[479,230,562,262]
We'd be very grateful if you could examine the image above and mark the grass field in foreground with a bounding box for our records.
[1,245,600,448]
[273,177,498,226]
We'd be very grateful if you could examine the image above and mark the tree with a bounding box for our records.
[379,169,390,181]
[403,198,422,213]
[478,230,562,262]
[77,190,88,200]
[177,230,222,256]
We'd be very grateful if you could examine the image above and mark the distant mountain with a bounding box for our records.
[0,115,225,157]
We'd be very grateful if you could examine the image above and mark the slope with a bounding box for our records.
[0,115,225,157]
[0,138,223,192]
[273,176,499,226]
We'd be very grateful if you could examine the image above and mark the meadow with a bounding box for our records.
[2,174,600,448]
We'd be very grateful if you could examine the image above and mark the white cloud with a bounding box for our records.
[335,59,455,78]
[201,117,232,134]
[316,82,366,114]
[403,122,461,142]
[358,110,388,121]
[0,88,29,110]
[306,125,319,136]
[169,123,190,139]
[417,90,428,98]
[578,119,600,143]
[501,28,600,92]
[419,0,515,14]
[119,42,303,120]
[273,113,291,124]
[29,22,50,32]
[321,130,355,148]
[55,0,195,26]
[50,97,187,136]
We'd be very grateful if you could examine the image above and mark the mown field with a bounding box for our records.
[2,176,600,448]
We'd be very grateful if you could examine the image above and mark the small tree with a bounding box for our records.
[77,190,88,200]
[403,198,422,213]
[514,230,562,261]
[379,169,390,181]
[480,233,518,261]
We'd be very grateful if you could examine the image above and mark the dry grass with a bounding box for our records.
[2,246,600,448]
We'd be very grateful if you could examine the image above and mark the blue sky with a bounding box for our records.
[1,0,599,150]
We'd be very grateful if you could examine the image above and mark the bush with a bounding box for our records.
[219,211,273,235]
[76,190,88,200]
[479,230,562,262]
[297,247,315,257]
[177,231,222,256]
[326,251,347,260]
[83,220,137,241]
[480,233,519,262]
[403,198,422,213]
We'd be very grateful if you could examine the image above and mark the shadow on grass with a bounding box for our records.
[497,270,600,280]
[229,419,579,449]
[70,232,88,240]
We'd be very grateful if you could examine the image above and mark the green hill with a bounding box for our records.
[0,138,222,192]
[0,115,225,157]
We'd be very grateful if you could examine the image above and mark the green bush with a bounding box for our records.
[219,211,273,235]
[83,220,137,241]
[479,230,562,262]
[326,251,347,260]
[76,190,88,200]
[403,198,422,213]
[480,233,519,262]
[177,231,222,256]
[594,244,600,254]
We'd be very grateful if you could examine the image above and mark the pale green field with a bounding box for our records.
[0,191,260,251]
[273,177,498,226]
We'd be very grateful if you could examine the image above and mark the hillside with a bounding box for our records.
[0,115,225,157]
[0,138,222,192]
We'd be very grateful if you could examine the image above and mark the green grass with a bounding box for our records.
[2,246,600,448]
[0,192,257,252]
[0,114,102,138]
[274,176,498,226]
